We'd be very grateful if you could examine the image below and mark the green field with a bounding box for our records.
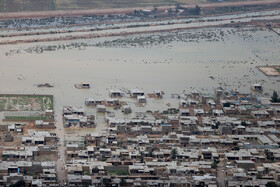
[5,116,49,120]
[0,94,53,111]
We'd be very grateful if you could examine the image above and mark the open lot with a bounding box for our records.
[0,0,55,12]
[0,94,53,111]
[55,0,176,9]
[0,0,268,12]
[258,66,280,76]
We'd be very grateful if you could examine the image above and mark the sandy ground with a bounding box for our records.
[0,0,280,19]
[258,66,280,76]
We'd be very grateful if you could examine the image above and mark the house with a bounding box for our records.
[35,120,55,129]
[63,106,95,127]
[130,89,144,98]
[137,96,146,104]
[81,82,90,89]
[191,91,200,98]
[109,89,123,97]
[8,124,23,133]
[187,99,199,106]
[153,90,164,98]
[215,88,223,97]
[180,99,187,107]
[85,98,95,106]
[207,100,216,108]
[235,160,255,170]
[251,110,270,119]
[213,109,224,117]
[219,125,233,135]
[97,105,106,113]
[251,83,262,92]
[223,107,237,114]
[273,107,280,117]
[180,109,190,117]
[105,99,120,106]
[237,106,251,115]
[194,109,205,116]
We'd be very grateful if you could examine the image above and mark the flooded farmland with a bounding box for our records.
[0,26,280,115]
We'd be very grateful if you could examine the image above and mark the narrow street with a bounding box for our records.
[217,159,227,187]
[54,111,67,186]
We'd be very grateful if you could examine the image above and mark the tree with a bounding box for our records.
[120,178,126,186]
[264,149,275,162]
[140,152,144,163]
[271,90,280,103]
[9,180,26,187]
[102,178,111,187]
[241,121,247,126]
[171,148,178,160]
[194,5,201,15]
[266,181,277,187]
[148,148,154,157]
[213,121,221,129]
[211,159,220,169]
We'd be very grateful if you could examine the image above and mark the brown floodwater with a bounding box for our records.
[0,27,279,121]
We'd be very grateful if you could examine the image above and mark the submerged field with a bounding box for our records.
[0,26,279,114]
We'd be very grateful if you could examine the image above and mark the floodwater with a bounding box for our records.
[0,26,280,131]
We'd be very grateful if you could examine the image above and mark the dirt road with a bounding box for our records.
[0,0,280,19]
[54,111,67,186]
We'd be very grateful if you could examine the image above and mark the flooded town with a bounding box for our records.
[0,0,280,187]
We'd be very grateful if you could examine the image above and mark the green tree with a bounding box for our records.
[264,149,275,162]
[148,148,154,157]
[140,152,144,163]
[266,181,277,187]
[9,180,26,187]
[211,159,220,169]
[213,121,221,129]
[271,91,279,103]
[171,148,178,160]
[194,5,201,15]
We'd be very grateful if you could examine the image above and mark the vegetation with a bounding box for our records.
[264,149,275,162]
[148,148,154,157]
[271,91,280,103]
[1,155,8,161]
[162,108,179,115]
[171,148,178,159]
[9,180,26,187]
[211,159,220,169]
[106,168,130,176]
[266,182,277,187]
[0,94,53,111]
[213,121,221,129]
[140,152,144,163]
[275,67,280,73]
[5,116,49,120]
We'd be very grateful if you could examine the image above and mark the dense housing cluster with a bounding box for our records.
[61,87,280,186]
[1,86,280,186]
